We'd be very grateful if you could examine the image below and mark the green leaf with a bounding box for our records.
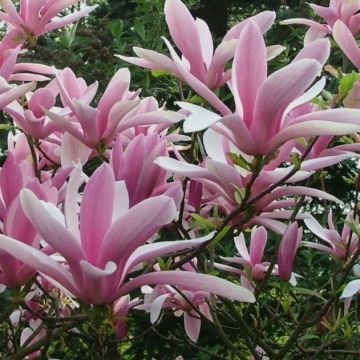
[211,226,231,246]
[291,287,327,302]
[151,69,171,78]
[291,152,301,171]
[108,20,123,39]
[227,152,250,170]
[339,71,360,98]
[191,213,216,230]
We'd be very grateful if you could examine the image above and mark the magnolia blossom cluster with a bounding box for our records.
[0,0,360,356]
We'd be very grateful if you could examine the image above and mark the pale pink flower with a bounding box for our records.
[0,164,255,305]
[118,0,277,114]
[304,210,359,260]
[0,0,96,39]
[277,222,302,281]
[282,0,360,44]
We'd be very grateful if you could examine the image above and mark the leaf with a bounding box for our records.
[151,70,171,78]
[291,287,327,302]
[339,71,360,99]
[291,152,301,171]
[211,226,231,246]
[108,20,123,39]
[191,213,216,230]
[227,152,250,170]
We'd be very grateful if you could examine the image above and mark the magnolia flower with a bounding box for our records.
[0,164,255,306]
[277,222,302,281]
[303,210,359,260]
[118,0,278,113]
[178,22,360,156]
[112,295,141,339]
[0,153,58,288]
[136,262,212,343]
[0,0,96,40]
[44,68,184,149]
[215,227,272,290]
[282,0,360,44]
[5,87,60,139]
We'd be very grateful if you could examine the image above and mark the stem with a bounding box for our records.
[26,135,41,181]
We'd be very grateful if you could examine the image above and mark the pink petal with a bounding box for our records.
[80,164,115,263]
[164,0,205,80]
[333,20,360,69]
[118,271,256,303]
[250,227,267,265]
[20,189,85,269]
[232,21,267,127]
[98,196,176,268]
[184,311,201,342]
[0,235,77,294]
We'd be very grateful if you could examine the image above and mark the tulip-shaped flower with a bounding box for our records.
[137,261,213,343]
[277,222,302,281]
[5,87,59,139]
[44,68,183,149]
[282,0,360,44]
[118,0,277,114]
[0,153,58,288]
[112,295,141,339]
[110,133,183,207]
[179,21,360,156]
[303,210,359,261]
[0,164,255,306]
[221,227,270,284]
[0,75,35,110]
[0,0,96,40]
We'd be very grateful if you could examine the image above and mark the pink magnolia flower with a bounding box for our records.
[221,227,270,284]
[0,75,36,110]
[282,0,360,44]
[0,153,58,288]
[0,164,255,305]
[137,262,213,343]
[110,133,183,207]
[277,222,302,281]
[154,136,343,222]
[112,295,141,339]
[0,30,54,82]
[4,86,60,139]
[303,210,359,260]
[118,0,277,113]
[0,0,96,39]
[44,68,184,149]
[179,21,360,156]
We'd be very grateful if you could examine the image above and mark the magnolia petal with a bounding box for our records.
[267,121,360,154]
[119,271,256,303]
[20,189,85,267]
[233,21,267,126]
[341,280,360,298]
[99,196,177,267]
[150,293,170,323]
[0,235,77,294]
[184,311,201,342]
[80,164,115,263]
[333,20,360,69]
[177,102,221,133]
[154,156,214,180]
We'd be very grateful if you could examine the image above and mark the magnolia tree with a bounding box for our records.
[1,0,360,358]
